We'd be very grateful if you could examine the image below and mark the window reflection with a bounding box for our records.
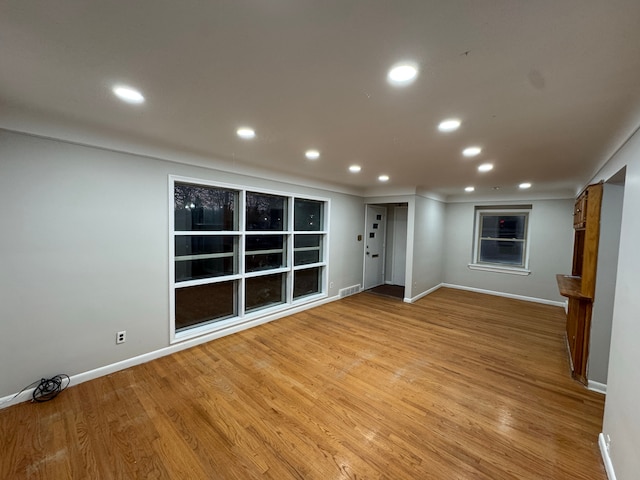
[246,192,286,231]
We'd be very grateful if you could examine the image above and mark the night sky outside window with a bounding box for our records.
[473,208,531,271]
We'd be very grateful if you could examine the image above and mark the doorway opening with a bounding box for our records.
[363,203,408,299]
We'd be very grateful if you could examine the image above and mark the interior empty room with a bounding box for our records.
[1,2,640,479]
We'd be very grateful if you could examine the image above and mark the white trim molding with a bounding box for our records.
[468,263,531,276]
[599,433,617,480]
[441,283,566,307]
[404,283,443,303]
[588,380,607,395]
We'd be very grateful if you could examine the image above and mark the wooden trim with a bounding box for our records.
[581,183,603,298]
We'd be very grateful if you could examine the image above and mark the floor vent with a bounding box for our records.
[339,284,361,298]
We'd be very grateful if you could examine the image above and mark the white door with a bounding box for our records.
[391,206,408,286]
[364,205,387,289]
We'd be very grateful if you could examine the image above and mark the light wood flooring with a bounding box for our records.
[0,288,606,479]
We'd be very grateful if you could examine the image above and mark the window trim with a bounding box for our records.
[468,207,532,276]
[169,175,330,343]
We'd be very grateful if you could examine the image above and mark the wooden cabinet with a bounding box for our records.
[557,183,603,385]
[556,275,593,381]
[573,191,587,229]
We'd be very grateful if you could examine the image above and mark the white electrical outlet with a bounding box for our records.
[116,330,126,344]
[330,281,334,288]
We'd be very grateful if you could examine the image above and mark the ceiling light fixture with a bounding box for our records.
[305,149,320,160]
[236,127,256,139]
[438,119,461,132]
[378,174,390,182]
[465,186,475,192]
[387,62,419,86]
[112,85,145,104]
[349,165,362,173]
[519,182,532,189]
[463,146,482,157]
[478,163,494,172]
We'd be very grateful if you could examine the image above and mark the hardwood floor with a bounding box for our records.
[0,288,606,479]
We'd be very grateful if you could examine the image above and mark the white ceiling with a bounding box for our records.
[2,1,640,199]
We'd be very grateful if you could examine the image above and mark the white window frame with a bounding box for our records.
[468,207,532,276]
[169,175,329,343]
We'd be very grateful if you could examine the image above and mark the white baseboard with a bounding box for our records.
[440,283,566,308]
[599,433,617,480]
[404,283,443,303]
[0,294,340,410]
[588,380,607,395]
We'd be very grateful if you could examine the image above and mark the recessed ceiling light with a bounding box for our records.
[378,174,390,182]
[465,186,475,192]
[463,146,482,157]
[438,119,461,132]
[349,165,362,173]
[305,149,320,160]
[387,62,419,86]
[478,163,494,172]
[519,182,532,189]
[236,127,255,139]
[112,85,145,104]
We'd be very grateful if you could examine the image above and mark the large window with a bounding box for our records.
[170,177,328,341]
[470,207,531,275]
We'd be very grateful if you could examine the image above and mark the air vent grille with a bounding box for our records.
[339,284,361,298]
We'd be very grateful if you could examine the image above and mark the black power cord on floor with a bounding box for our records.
[32,375,71,402]
[0,374,71,406]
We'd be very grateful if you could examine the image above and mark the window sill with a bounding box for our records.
[468,263,531,276]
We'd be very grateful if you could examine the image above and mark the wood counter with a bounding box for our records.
[555,274,592,301]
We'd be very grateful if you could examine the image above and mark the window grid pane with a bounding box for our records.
[173,179,327,335]
[245,273,286,312]
[175,235,238,282]
[175,281,236,330]
[480,214,526,239]
[246,192,286,231]
[294,267,321,299]
[245,235,287,272]
[174,183,237,231]
[475,211,529,268]
[479,239,525,266]
[294,199,323,231]
[294,234,323,266]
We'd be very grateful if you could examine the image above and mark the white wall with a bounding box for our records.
[0,130,364,398]
[588,183,624,386]
[391,206,408,286]
[443,199,574,303]
[589,128,640,480]
[409,195,445,299]
[384,207,396,284]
